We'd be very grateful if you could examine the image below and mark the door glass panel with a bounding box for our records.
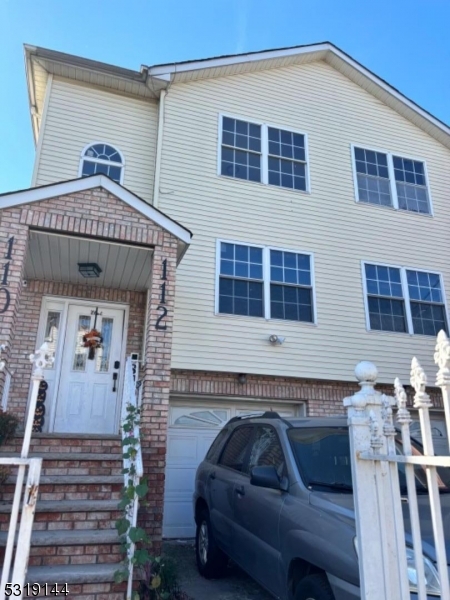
[96,317,113,372]
[44,311,61,369]
[72,315,91,372]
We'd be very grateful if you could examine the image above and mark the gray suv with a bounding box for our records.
[193,412,450,599]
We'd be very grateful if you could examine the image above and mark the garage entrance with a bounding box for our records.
[163,399,304,538]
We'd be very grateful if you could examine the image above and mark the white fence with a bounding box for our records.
[0,343,53,600]
[345,330,450,600]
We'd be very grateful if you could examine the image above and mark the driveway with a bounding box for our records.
[163,540,273,600]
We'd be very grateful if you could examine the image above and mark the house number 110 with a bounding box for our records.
[0,236,14,314]
[155,258,168,330]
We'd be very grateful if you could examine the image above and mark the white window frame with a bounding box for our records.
[351,144,433,216]
[361,260,448,335]
[215,239,317,324]
[218,113,311,193]
[79,141,125,185]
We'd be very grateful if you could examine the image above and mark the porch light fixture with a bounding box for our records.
[78,263,102,278]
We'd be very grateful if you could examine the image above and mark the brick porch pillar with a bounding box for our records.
[140,231,178,550]
[0,210,28,404]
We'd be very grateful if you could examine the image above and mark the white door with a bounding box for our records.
[163,402,301,538]
[53,304,125,434]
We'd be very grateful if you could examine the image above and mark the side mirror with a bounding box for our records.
[250,465,288,492]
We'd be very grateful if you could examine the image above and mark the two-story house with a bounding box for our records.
[1,42,449,593]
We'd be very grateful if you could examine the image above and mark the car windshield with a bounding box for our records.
[288,427,450,494]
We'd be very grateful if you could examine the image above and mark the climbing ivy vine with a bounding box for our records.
[115,403,150,585]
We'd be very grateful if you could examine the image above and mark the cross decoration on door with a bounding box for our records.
[83,307,103,360]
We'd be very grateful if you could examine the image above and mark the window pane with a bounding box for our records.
[357,173,392,206]
[367,297,407,332]
[72,315,91,371]
[411,302,447,336]
[96,317,113,373]
[354,148,389,178]
[397,182,430,214]
[270,284,313,322]
[81,160,96,177]
[219,426,254,472]
[219,277,263,317]
[44,311,61,368]
[247,426,285,476]
[365,264,402,298]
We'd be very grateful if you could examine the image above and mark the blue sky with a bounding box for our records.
[0,0,449,192]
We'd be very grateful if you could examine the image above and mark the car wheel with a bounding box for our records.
[195,508,228,579]
[295,573,335,600]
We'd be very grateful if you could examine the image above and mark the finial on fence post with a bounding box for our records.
[410,357,432,409]
[344,361,379,411]
[29,342,54,379]
[394,378,412,425]
[435,330,450,387]
[0,343,6,372]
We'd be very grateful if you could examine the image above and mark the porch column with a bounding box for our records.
[140,231,178,549]
[0,210,28,404]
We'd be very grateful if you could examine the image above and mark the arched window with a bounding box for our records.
[80,143,124,183]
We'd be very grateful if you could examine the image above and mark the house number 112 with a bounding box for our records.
[155,258,168,330]
[0,236,13,314]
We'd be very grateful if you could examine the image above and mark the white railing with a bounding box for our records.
[0,343,53,600]
[120,356,143,600]
[345,330,450,600]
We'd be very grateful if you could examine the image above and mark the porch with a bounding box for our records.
[0,175,191,596]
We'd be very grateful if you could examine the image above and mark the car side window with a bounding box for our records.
[218,426,254,473]
[247,425,285,477]
[205,429,229,463]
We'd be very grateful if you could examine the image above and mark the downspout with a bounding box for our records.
[152,89,166,209]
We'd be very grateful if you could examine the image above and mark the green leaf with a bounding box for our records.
[118,497,131,510]
[135,482,148,498]
[128,526,147,543]
[115,517,130,535]
[121,468,130,474]
[134,548,151,565]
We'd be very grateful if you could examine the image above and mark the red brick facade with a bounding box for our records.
[170,369,443,414]
[0,185,181,551]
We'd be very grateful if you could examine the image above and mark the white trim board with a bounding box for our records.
[0,175,192,246]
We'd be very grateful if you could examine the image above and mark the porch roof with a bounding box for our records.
[0,175,193,262]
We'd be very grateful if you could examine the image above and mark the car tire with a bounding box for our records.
[195,508,228,579]
[295,573,335,600]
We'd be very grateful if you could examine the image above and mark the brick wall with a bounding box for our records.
[170,369,443,415]
[7,281,146,421]
[0,184,181,546]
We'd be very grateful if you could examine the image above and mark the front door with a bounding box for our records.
[53,304,125,434]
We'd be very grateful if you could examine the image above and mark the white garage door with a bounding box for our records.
[163,401,302,538]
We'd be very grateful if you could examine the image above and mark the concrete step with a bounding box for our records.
[1,562,123,584]
[0,528,121,547]
[0,452,122,461]
[0,499,119,513]
[5,475,123,485]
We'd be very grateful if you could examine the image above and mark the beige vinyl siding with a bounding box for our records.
[158,60,450,384]
[35,78,157,203]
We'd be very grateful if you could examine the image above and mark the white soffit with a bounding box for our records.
[25,231,153,291]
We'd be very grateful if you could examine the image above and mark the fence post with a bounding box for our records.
[344,361,409,599]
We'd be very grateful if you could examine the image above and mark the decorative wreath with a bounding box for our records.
[83,329,103,360]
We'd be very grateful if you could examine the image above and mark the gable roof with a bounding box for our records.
[25,42,450,150]
[0,174,192,258]
[146,42,450,150]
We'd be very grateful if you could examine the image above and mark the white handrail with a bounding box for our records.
[121,356,143,600]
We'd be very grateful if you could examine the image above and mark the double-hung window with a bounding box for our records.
[217,241,315,323]
[220,116,309,192]
[363,263,448,336]
[353,146,431,215]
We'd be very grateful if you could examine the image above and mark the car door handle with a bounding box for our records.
[209,471,216,480]
[235,485,245,496]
